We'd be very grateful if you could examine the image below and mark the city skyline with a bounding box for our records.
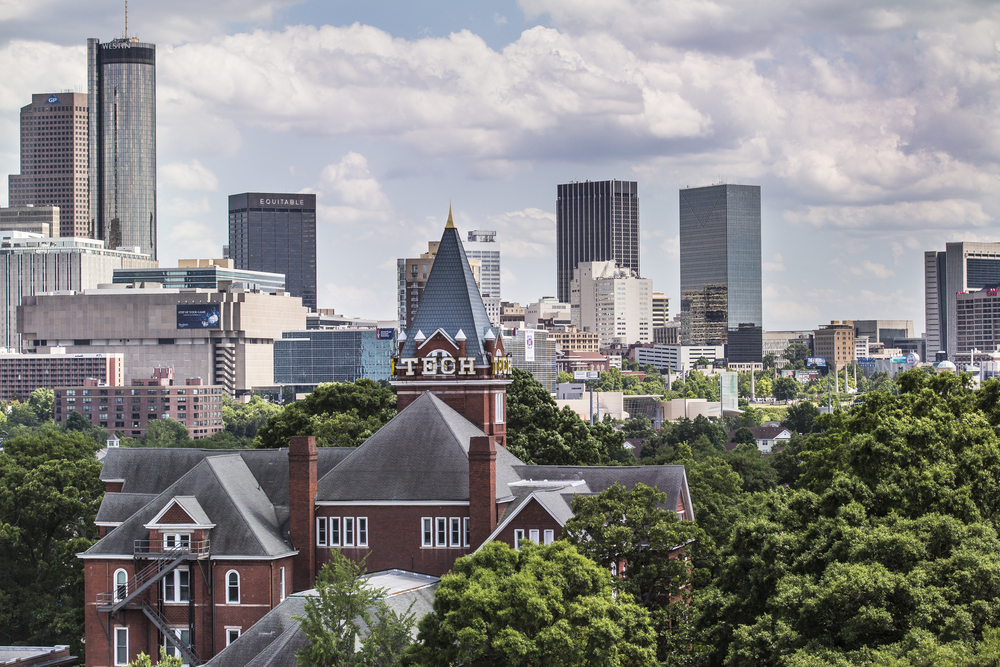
[1,1,998,332]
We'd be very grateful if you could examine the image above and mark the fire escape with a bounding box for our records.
[97,539,211,666]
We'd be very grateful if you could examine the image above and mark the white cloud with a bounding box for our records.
[785,199,992,233]
[659,235,680,260]
[484,207,555,259]
[160,160,219,191]
[848,259,895,279]
[763,253,785,272]
[314,152,393,226]
[165,219,223,259]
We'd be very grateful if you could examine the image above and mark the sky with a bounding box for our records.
[1,0,998,333]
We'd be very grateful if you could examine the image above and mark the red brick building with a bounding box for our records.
[79,213,696,666]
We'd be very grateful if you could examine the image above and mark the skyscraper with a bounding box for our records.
[229,192,317,312]
[88,36,157,257]
[7,93,90,237]
[465,229,501,326]
[679,184,762,354]
[555,180,639,304]
[924,242,1000,359]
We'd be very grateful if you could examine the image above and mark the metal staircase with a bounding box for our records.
[141,600,201,666]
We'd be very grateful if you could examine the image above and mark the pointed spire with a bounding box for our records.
[445,203,456,229]
[398,330,407,341]
[455,329,467,341]
[414,330,426,342]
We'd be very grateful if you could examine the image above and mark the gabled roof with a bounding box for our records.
[316,392,524,502]
[399,219,497,365]
[147,496,213,528]
[83,454,292,559]
[748,426,792,439]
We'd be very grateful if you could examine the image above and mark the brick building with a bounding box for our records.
[79,212,695,666]
[0,349,123,401]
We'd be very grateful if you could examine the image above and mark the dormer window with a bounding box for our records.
[164,534,190,550]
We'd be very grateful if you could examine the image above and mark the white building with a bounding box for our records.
[525,297,571,329]
[570,261,652,345]
[634,344,725,373]
[465,230,501,327]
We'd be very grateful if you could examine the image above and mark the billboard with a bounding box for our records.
[720,371,738,413]
[806,357,827,368]
[573,370,599,380]
[176,304,221,329]
[376,328,396,340]
[524,330,535,362]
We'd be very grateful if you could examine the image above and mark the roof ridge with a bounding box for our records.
[204,456,273,555]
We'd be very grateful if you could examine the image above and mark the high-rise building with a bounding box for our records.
[88,37,157,258]
[924,243,1000,359]
[228,193,317,312]
[813,320,855,369]
[465,230,501,326]
[274,327,397,389]
[556,180,639,304]
[651,291,669,328]
[570,260,652,346]
[8,93,90,237]
[0,205,57,236]
[679,184,762,348]
[851,320,915,349]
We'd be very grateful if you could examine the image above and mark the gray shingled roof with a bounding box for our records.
[513,465,689,514]
[399,224,497,365]
[95,493,157,524]
[84,455,292,558]
[316,392,524,502]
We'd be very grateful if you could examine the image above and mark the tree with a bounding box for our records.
[297,551,415,667]
[556,371,574,384]
[732,427,756,446]
[137,418,192,447]
[762,352,777,370]
[772,376,800,401]
[404,541,656,666]
[125,649,183,667]
[222,395,282,442]
[695,356,711,367]
[782,343,811,368]
[782,400,820,434]
[256,379,396,448]
[564,483,710,662]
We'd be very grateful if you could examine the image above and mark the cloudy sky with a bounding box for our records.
[1,0,998,332]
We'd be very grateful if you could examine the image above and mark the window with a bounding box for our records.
[344,517,355,546]
[114,568,128,602]
[436,518,447,547]
[543,529,554,545]
[227,570,240,603]
[495,393,505,423]
[280,567,286,601]
[226,628,240,646]
[316,517,327,546]
[450,518,461,547]
[514,529,525,550]
[164,629,191,666]
[357,517,368,547]
[164,534,190,550]
[330,517,341,546]
[464,517,470,547]
[422,518,433,547]
[529,529,539,544]
[115,627,128,666]
[164,568,190,602]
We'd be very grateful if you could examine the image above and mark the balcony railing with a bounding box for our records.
[134,538,210,558]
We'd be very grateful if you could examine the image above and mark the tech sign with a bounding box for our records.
[393,356,512,376]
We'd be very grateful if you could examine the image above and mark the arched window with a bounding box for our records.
[226,570,240,604]
[114,569,128,602]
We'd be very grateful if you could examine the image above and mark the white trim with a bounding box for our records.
[279,567,285,601]
[435,517,447,547]
[543,529,555,545]
[96,521,123,527]
[476,492,565,552]
[316,500,469,506]
[529,529,539,543]
[316,517,327,547]
[225,628,241,647]
[421,517,433,547]
[509,479,586,488]
[449,517,462,547]
[463,517,470,547]
[208,551,299,561]
[78,553,136,559]
[225,570,240,604]
[513,529,525,550]
[343,517,355,547]
[145,498,214,529]
[144,522,216,530]
[416,328,458,350]
[113,568,128,602]
[357,517,368,548]
[114,626,128,666]
[391,380,512,387]
[104,478,126,483]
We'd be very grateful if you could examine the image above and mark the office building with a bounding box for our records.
[762,331,813,366]
[0,349,123,401]
[0,231,155,349]
[654,321,680,345]
[954,289,1000,360]
[397,234,484,330]
[274,327,396,389]
[18,285,307,396]
[0,205,57,236]
[925,242,1000,358]
[88,37,157,257]
[570,260,652,345]
[466,230,501,326]
[547,329,600,352]
[8,93,90,238]
[54,368,224,438]
[634,344,725,373]
[504,327,559,392]
[813,321,855,368]
[852,320,915,349]
[525,297,571,329]
[229,193,317,311]
[499,301,525,326]
[113,258,285,292]
[679,184,762,346]
[556,180,639,303]
[652,291,669,328]
[726,323,763,363]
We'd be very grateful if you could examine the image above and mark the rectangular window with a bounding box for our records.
[164,569,190,602]
[514,529,525,550]
[495,393,505,423]
[165,629,191,666]
[226,628,240,646]
[464,517,471,547]
[357,517,368,547]
[330,517,341,546]
[316,517,327,546]
[529,529,539,544]
[436,518,447,547]
[280,567,286,601]
[115,627,128,666]
[543,529,554,545]
[422,518,433,547]
[450,518,461,547]
[344,517,355,547]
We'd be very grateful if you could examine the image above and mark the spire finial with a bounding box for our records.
[445,202,455,229]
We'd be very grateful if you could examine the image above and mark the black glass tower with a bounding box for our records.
[555,180,639,303]
[88,37,157,258]
[679,184,762,351]
[228,193,317,312]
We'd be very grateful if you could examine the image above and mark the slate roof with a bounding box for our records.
[399,221,497,365]
[204,571,438,667]
[95,492,157,524]
[84,455,292,558]
[316,392,524,502]
[154,496,212,526]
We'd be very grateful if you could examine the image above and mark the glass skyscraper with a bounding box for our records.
[679,184,762,352]
[274,328,395,387]
[228,193,317,312]
[88,37,157,258]
[555,180,639,304]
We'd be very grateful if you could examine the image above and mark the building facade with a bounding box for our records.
[0,232,156,349]
[88,38,157,258]
[555,180,639,304]
[465,230,501,326]
[8,93,90,239]
[0,349,123,401]
[228,193,317,312]
[652,291,669,328]
[546,329,600,352]
[273,328,396,388]
[113,259,285,292]
[570,260,652,346]
[679,184,762,346]
[634,344,725,373]
[726,323,763,363]
[0,205,57,236]
[955,288,1000,359]
[55,368,224,438]
[813,321,855,368]
[852,320,915,349]
[925,243,1000,359]
[18,286,307,395]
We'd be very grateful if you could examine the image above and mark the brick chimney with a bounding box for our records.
[288,435,317,592]
[469,435,497,548]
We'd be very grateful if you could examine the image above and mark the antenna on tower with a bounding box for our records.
[124,0,128,39]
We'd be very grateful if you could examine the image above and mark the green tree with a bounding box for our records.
[28,388,54,424]
[404,541,656,666]
[136,418,192,448]
[762,352,777,370]
[256,379,396,448]
[782,400,820,434]
[222,395,282,441]
[297,551,415,667]
[732,427,756,445]
[783,343,811,368]
[556,371,574,384]
[125,649,183,667]
[772,376,800,401]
